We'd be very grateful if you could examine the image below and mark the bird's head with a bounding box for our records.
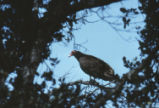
[69,50,78,57]
[69,50,84,60]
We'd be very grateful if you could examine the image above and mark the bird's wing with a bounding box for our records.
[79,56,102,73]
[79,55,115,81]
[87,55,114,75]
[79,55,112,73]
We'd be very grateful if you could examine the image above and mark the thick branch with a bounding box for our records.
[70,0,122,13]
[48,0,122,25]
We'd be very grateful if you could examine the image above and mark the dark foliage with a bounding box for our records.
[121,0,159,107]
[0,0,158,107]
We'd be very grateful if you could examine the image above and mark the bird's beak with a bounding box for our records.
[68,53,72,57]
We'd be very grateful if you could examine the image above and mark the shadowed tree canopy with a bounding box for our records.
[0,0,159,108]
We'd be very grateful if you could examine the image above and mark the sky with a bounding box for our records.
[32,0,146,97]
[43,0,144,83]
[5,0,144,92]
[35,0,145,106]
[4,0,148,107]
[4,0,158,107]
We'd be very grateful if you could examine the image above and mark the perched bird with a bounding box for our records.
[69,50,117,81]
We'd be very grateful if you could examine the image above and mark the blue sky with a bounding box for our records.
[51,21,139,80]
[7,0,144,91]
[35,1,145,106]
[4,0,157,107]
[3,0,143,89]
[33,0,145,93]
[45,0,144,83]
[29,0,146,107]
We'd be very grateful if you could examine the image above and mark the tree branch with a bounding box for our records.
[93,46,159,107]
[69,0,122,15]
[67,80,114,90]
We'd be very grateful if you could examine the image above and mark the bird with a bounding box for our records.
[69,50,118,81]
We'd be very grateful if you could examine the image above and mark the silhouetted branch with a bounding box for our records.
[93,46,159,107]
[67,80,114,90]
[71,0,122,13]
[125,46,159,80]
